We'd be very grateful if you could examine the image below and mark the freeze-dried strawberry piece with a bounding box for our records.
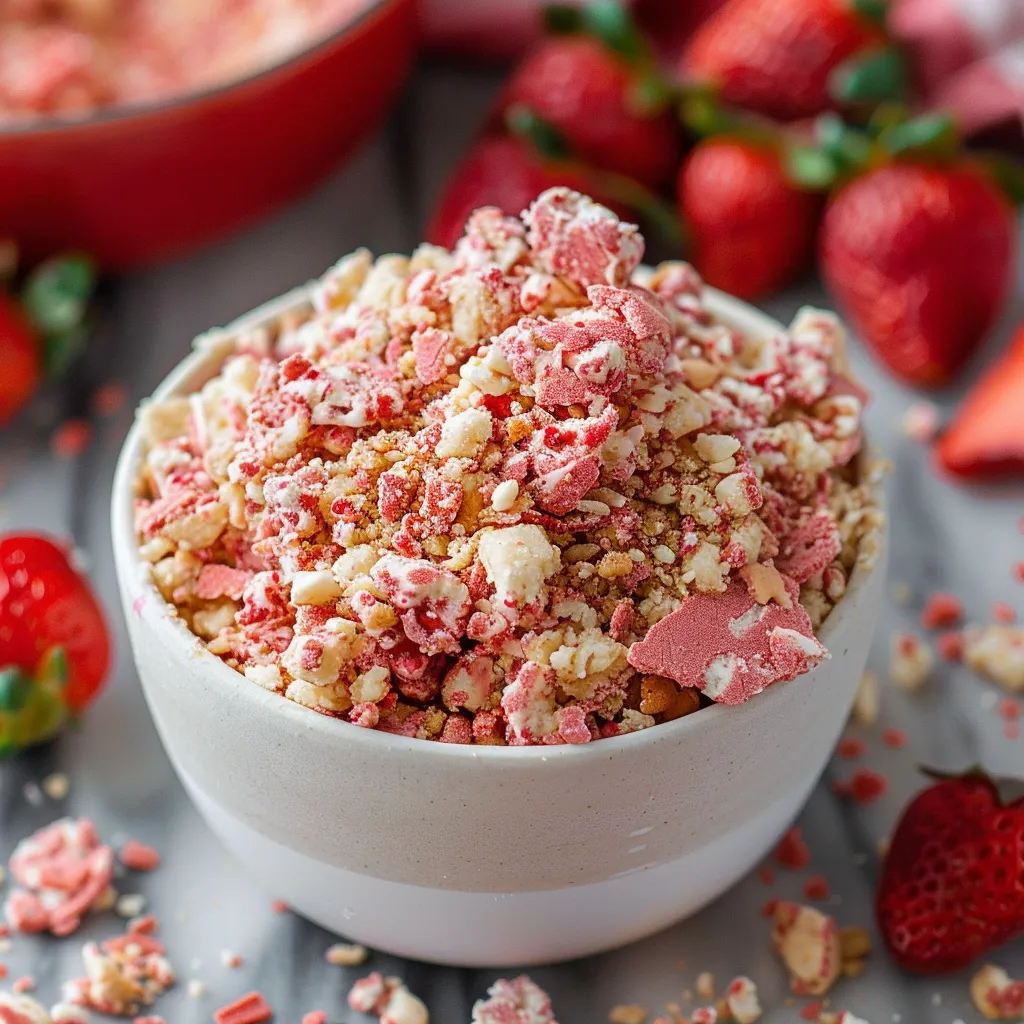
[525,187,643,290]
[195,564,252,601]
[419,474,463,533]
[530,454,601,515]
[378,470,418,523]
[775,510,841,584]
[472,976,559,1024]
[411,327,453,385]
[535,367,588,408]
[502,661,557,744]
[627,576,826,704]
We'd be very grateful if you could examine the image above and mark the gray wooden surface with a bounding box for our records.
[1,65,1023,1024]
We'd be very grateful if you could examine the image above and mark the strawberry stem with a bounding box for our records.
[0,667,31,712]
[21,253,97,378]
[831,45,910,105]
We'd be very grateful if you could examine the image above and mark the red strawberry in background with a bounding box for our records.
[681,0,885,121]
[676,137,820,300]
[0,533,111,755]
[426,135,614,249]
[936,323,1024,480]
[821,162,1016,387]
[498,35,680,187]
[0,292,41,427]
[876,770,1024,974]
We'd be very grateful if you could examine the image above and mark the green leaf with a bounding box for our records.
[22,254,96,338]
[865,100,912,138]
[785,146,840,190]
[0,667,31,712]
[629,74,679,117]
[851,0,889,27]
[831,46,910,105]
[984,154,1024,206]
[815,114,872,170]
[580,0,646,62]
[506,105,572,161]
[880,112,959,158]
[544,4,584,33]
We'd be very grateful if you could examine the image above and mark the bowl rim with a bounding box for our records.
[111,281,884,765]
[0,0,406,139]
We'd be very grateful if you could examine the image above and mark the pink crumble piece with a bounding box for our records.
[3,818,115,937]
[213,992,274,1024]
[119,841,160,872]
[803,875,831,901]
[937,630,964,662]
[835,768,888,805]
[993,601,1016,624]
[771,901,841,996]
[899,401,939,443]
[196,564,252,601]
[920,592,963,630]
[133,1018,167,1024]
[628,577,827,705]
[51,420,93,460]
[348,973,428,1024]
[270,900,289,913]
[91,381,128,417]
[836,736,865,759]
[775,827,810,870]
[757,865,775,885]
[11,978,33,994]
[302,1014,327,1024]
[0,992,50,1024]
[471,976,558,1024]
[881,727,907,748]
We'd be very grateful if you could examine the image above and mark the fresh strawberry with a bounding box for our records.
[936,324,1024,480]
[681,0,884,120]
[876,770,1024,974]
[427,135,616,249]
[821,163,1016,387]
[0,292,41,426]
[0,532,111,719]
[498,35,679,187]
[676,137,820,300]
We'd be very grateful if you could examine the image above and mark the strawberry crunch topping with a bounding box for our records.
[134,188,881,744]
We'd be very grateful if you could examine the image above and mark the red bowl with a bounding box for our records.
[0,0,417,270]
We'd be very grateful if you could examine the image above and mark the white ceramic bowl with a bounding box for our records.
[111,285,887,967]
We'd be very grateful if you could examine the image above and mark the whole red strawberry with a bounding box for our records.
[681,0,883,121]
[499,35,679,187]
[936,323,1024,480]
[876,771,1024,974]
[676,137,820,300]
[427,135,617,249]
[0,533,111,718]
[0,292,41,426]
[821,163,1016,387]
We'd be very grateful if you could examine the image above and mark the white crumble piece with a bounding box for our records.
[134,188,881,742]
[971,963,1024,1020]
[326,942,370,967]
[821,1014,873,1024]
[348,973,429,1024]
[220,950,243,969]
[114,894,146,919]
[22,783,43,807]
[0,992,51,1023]
[851,669,880,727]
[608,1005,646,1024]
[724,976,762,1023]
[889,632,934,692]
[50,1004,91,1024]
[771,901,842,996]
[963,626,1024,693]
[187,980,205,999]
[695,972,714,1000]
[472,977,558,1024]
[899,401,939,443]
[42,774,70,801]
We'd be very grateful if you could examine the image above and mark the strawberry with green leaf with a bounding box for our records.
[0,533,111,756]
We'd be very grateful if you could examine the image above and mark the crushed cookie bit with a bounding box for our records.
[473,977,557,1024]
[326,942,369,967]
[3,819,115,937]
[695,972,715,1000]
[42,774,70,801]
[349,973,429,1024]
[134,189,880,743]
[850,670,879,727]
[608,1005,647,1024]
[771,902,841,996]
[115,894,146,919]
[0,992,51,1023]
[724,977,762,1023]
[889,633,933,692]
[970,963,1024,1020]
[964,626,1024,692]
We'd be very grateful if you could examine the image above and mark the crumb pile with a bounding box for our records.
[134,188,881,744]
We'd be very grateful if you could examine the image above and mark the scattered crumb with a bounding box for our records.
[42,773,70,800]
[993,602,1016,625]
[723,977,762,1024]
[835,768,888,805]
[920,592,963,630]
[836,736,865,759]
[800,1001,823,1021]
[899,401,939,443]
[771,902,841,996]
[880,728,907,749]
[13,974,33,993]
[220,950,244,969]
[51,1003,92,1023]
[876,836,890,856]
[774,827,810,870]
[1014,562,1024,584]
[803,875,830,901]
[350,973,429,1024]
[51,420,94,460]
[119,841,160,872]
[937,630,964,662]
[695,972,714,1000]
[187,980,205,999]
[609,1005,647,1024]
[889,632,933,692]
[757,865,775,885]
[964,625,1024,693]
[851,671,880,727]
[270,900,289,913]
[91,382,128,418]
[22,783,43,807]
[970,963,1024,1020]
[213,992,273,1024]
[325,942,369,967]
[128,915,158,936]
[302,1013,328,1024]
[891,583,912,605]
[115,895,147,919]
